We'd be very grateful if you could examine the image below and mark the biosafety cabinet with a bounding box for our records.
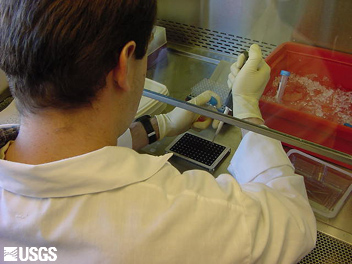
[0,0,351,263]
[143,0,352,263]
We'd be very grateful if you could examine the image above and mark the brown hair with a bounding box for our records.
[0,0,157,113]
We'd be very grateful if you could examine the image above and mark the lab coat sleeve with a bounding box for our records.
[227,131,317,263]
[228,130,292,184]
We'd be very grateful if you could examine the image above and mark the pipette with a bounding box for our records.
[212,50,248,143]
[212,91,232,142]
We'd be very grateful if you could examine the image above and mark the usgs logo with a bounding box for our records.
[4,247,57,262]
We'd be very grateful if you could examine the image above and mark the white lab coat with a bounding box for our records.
[0,130,316,264]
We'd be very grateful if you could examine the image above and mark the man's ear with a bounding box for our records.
[112,41,137,91]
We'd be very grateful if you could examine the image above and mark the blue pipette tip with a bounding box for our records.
[208,96,218,106]
[280,70,291,76]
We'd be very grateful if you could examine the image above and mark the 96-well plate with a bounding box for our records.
[165,132,231,171]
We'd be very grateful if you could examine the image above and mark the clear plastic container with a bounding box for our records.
[287,149,352,218]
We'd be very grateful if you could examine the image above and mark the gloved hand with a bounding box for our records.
[156,90,221,140]
[227,44,270,121]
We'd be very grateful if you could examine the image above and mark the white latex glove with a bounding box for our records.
[156,90,221,140]
[227,44,270,121]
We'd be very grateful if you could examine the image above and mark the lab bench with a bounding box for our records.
[143,44,352,263]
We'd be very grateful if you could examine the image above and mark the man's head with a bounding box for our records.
[0,0,157,114]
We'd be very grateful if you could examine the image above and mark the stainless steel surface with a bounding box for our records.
[157,0,352,54]
[145,44,352,263]
[157,0,300,46]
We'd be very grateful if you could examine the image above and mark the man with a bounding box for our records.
[0,0,316,263]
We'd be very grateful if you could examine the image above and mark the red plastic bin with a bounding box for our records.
[260,42,352,169]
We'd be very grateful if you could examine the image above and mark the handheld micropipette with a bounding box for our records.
[212,51,249,143]
[212,91,232,142]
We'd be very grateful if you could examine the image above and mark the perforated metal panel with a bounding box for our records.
[298,231,352,264]
[156,19,277,58]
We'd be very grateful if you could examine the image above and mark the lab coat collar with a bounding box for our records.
[0,146,172,198]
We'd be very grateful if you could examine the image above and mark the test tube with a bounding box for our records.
[276,70,291,103]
